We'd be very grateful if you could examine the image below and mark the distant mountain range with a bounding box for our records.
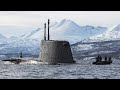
[0,19,120,54]
[87,24,120,42]
[19,19,107,43]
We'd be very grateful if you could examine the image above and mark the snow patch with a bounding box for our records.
[77,44,94,50]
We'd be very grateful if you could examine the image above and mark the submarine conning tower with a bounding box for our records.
[39,19,75,64]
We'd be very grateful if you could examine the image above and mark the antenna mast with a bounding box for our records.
[48,19,50,40]
[44,23,46,40]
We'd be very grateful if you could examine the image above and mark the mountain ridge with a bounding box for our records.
[0,19,120,55]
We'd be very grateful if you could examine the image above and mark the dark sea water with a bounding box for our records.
[0,57,120,79]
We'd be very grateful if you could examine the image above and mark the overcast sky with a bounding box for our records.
[0,11,120,37]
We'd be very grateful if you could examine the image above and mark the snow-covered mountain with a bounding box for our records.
[88,24,120,42]
[22,19,107,44]
[0,19,108,55]
[8,36,18,40]
[0,34,7,39]
[0,33,8,44]
[21,28,41,39]
[0,39,40,55]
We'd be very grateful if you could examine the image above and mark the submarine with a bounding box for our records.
[2,19,75,65]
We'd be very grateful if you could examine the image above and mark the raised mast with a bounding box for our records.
[44,23,46,40]
[48,19,50,40]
